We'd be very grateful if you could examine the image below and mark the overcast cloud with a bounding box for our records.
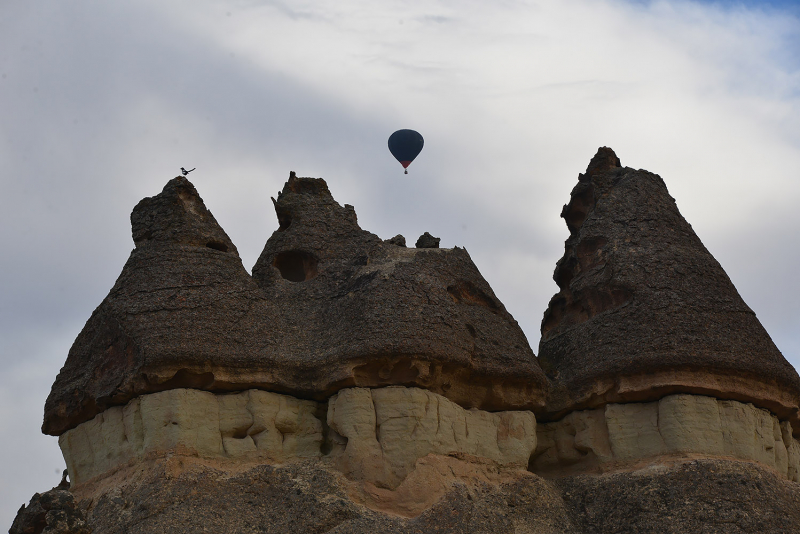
[1,0,798,525]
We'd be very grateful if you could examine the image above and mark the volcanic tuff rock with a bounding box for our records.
[539,147,800,430]
[532,393,800,479]
[42,177,273,436]
[250,174,545,411]
[43,173,545,436]
[22,151,800,534]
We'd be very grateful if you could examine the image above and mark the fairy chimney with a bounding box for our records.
[532,147,800,480]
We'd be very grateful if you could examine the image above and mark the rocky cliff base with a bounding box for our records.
[14,457,800,533]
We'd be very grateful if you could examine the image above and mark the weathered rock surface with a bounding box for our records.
[58,388,323,485]
[415,232,440,248]
[539,147,800,431]
[533,393,800,479]
[327,386,536,487]
[384,234,406,247]
[68,459,576,534]
[250,174,545,411]
[10,485,90,534]
[42,177,272,436]
[556,459,800,533]
[43,174,545,436]
[57,386,537,512]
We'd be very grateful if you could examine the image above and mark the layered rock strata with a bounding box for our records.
[538,147,800,433]
[58,387,537,492]
[533,393,800,480]
[43,174,546,437]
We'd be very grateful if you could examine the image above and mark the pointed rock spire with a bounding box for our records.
[42,177,265,436]
[131,176,238,254]
[539,148,800,430]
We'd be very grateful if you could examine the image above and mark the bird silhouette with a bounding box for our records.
[181,167,195,176]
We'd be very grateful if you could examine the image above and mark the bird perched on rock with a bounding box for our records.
[181,167,195,176]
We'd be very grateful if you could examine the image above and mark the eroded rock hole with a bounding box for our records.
[274,250,319,282]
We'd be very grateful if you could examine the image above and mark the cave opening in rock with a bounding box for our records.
[273,250,319,282]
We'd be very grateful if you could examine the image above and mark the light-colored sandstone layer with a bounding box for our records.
[533,393,800,481]
[59,388,322,484]
[60,386,537,492]
[326,386,537,489]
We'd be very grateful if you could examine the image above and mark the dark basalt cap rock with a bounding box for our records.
[538,147,800,430]
[252,173,546,413]
[43,173,546,435]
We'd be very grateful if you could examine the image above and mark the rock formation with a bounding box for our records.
[538,147,800,428]
[249,174,545,412]
[11,149,800,533]
[532,147,800,492]
[44,173,545,437]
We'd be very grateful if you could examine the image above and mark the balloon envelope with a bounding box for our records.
[388,130,424,169]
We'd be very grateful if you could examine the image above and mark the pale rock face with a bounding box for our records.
[59,386,537,492]
[533,393,800,481]
[327,386,537,489]
[60,388,322,484]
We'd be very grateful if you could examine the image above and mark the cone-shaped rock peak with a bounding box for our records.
[43,177,268,436]
[252,173,547,413]
[43,173,547,436]
[538,148,800,430]
[131,176,238,254]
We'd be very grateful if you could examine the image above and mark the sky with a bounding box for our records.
[1,0,798,526]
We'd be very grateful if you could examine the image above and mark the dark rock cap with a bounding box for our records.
[251,174,546,413]
[43,173,546,435]
[538,147,800,431]
[43,177,270,436]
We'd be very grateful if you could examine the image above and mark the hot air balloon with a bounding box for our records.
[388,129,424,174]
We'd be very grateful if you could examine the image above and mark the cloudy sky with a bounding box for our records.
[1,0,798,525]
